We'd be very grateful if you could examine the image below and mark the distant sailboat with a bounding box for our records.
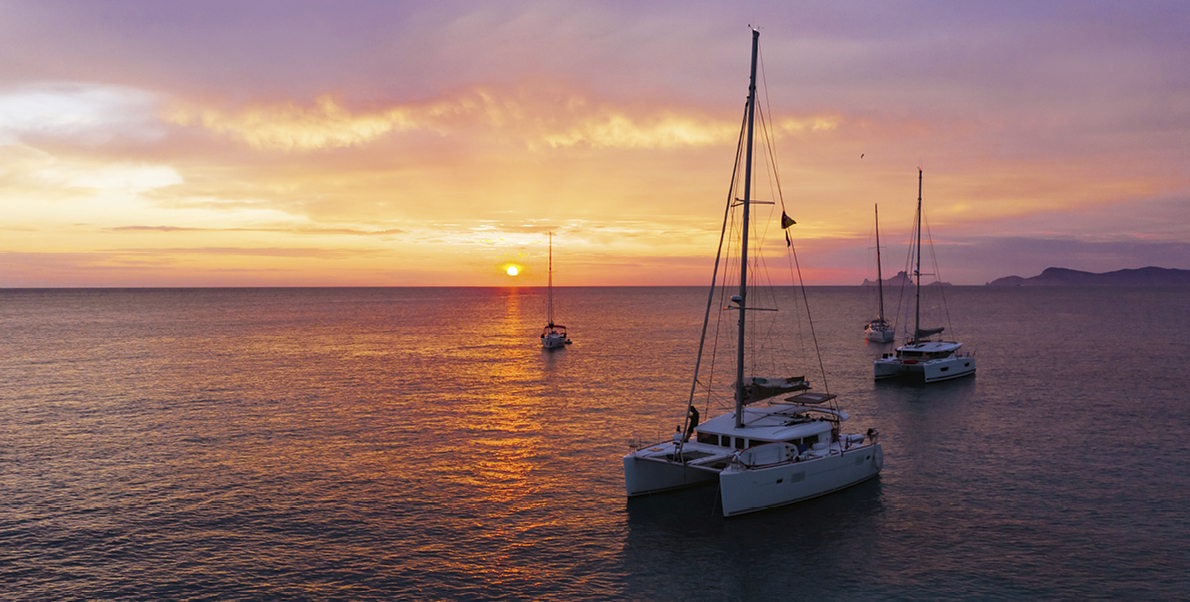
[541,232,571,349]
[864,204,895,342]
[873,170,975,382]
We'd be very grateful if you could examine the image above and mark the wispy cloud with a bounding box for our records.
[0,83,164,145]
[105,246,381,259]
[107,225,406,236]
[164,88,845,152]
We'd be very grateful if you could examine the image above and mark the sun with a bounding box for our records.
[506,265,519,276]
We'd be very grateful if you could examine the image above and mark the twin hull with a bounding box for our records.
[874,355,975,383]
[624,442,882,517]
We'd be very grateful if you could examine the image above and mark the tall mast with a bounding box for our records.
[875,203,884,321]
[734,28,759,429]
[913,169,922,342]
[547,231,554,326]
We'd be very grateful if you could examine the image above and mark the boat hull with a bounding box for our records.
[719,442,882,517]
[865,327,895,343]
[874,355,975,382]
[623,451,721,497]
[542,333,569,349]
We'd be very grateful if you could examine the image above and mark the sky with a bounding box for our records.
[1,0,1187,286]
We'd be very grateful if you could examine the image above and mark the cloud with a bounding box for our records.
[166,96,423,150]
[107,225,405,236]
[541,112,737,149]
[0,83,164,145]
[105,246,379,259]
[166,87,846,153]
[33,160,183,193]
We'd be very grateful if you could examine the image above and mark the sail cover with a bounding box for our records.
[914,327,944,340]
[740,376,809,405]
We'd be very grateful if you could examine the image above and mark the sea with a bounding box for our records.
[2,286,1188,601]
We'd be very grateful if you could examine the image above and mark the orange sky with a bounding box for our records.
[1,1,1187,286]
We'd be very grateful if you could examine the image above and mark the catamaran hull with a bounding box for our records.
[719,443,883,517]
[623,454,720,497]
[874,356,975,382]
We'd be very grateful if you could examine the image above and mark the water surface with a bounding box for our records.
[2,287,1187,600]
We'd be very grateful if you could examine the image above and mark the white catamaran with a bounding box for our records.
[541,231,571,349]
[873,170,975,382]
[864,203,895,342]
[623,29,882,517]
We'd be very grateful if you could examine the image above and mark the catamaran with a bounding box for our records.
[623,29,882,517]
[873,170,976,382]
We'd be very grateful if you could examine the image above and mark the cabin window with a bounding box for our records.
[696,432,717,445]
[734,437,745,449]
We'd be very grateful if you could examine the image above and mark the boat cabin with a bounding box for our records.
[690,403,836,453]
[893,340,961,361]
[695,430,828,453]
[896,349,951,361]
[541,324,567,337]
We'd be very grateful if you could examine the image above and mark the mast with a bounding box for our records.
[547,231,554,326]
[913,169,922,343]
[875,203,884,322]
[734,29,759,429]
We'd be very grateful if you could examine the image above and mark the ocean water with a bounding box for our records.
[2,286,1188,600]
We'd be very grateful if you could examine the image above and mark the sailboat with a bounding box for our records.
[873,170,976,382]
[540,231,571,349]
[864,204,895,342]
[623,30,882,517]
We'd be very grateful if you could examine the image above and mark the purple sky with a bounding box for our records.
[1,1,1187,285]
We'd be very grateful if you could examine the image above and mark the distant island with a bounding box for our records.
[862,270,951,287]
[986,266,1190,286]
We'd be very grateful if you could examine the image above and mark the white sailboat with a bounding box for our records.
[541,231,571,349]
[873,170,976,382]
[623,29,882,517]
[864,204,895,342]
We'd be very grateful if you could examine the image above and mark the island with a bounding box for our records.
[986,266,1190,286]
[862,270,951,287]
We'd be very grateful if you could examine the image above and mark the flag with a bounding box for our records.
[781,212,796,229]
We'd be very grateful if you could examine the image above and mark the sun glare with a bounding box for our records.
[506,266,519,276]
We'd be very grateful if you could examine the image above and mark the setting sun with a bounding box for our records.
[506,266,519,276]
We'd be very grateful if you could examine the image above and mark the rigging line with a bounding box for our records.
[704,122,749,412]
[788,237,830,396]
[784,237,811,370]
[922,213,956,339]
[759,69,815,376]
[895,205,917,341]
[757,73,812,375]
[759,68,817,379]
[757,49,789,216]
[685,102,751,432]
[749,105,797,372]
[755,100,789,223]
[705,211,737,410]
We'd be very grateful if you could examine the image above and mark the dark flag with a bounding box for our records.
[781,212,796,229]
